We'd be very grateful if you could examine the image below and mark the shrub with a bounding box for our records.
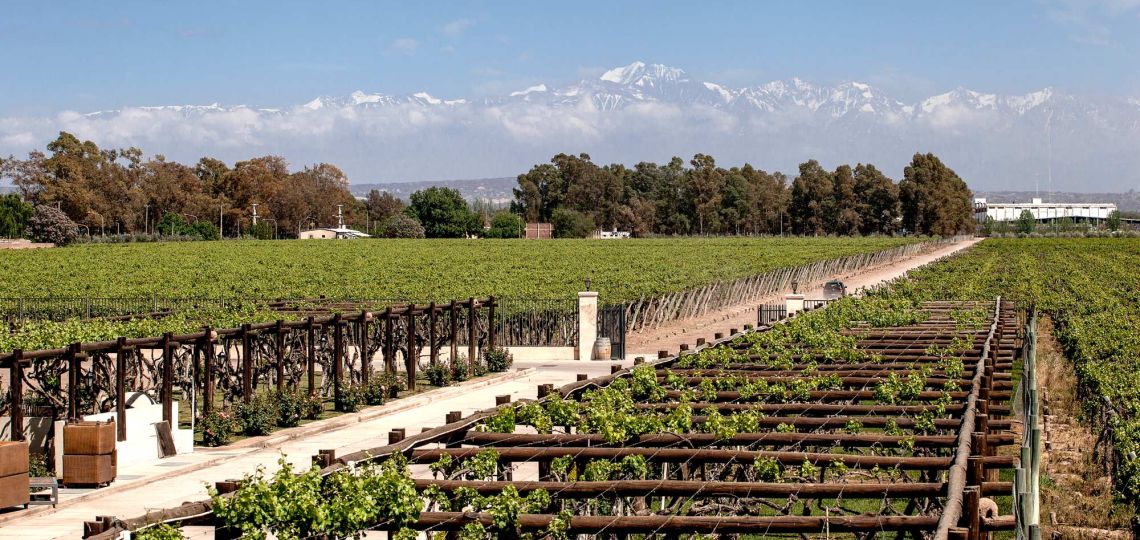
[483,347,513,373]
[302,393,324,420]
[28,452,50,478]
[450,355,471,383]
[235,394,277,436]
[134,523,185,540]
[199,408,239,447]
[424,362,452,387]
[272,389,303,428]
[380,214,427,238]
[551,208,595,238]
[336,384,364,413]
[363,378,388,406]
[27,205,79,245]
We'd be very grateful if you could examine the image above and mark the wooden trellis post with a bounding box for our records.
[384,307,395,374]
[449,300,459,365]
[115,339,127,441]
[305,318,316,396]
[359,311,371,385]
[241,324,253,403]
[406,304,417,391]
[467,297,477,374]
[8,350,24,441]
[275,320,285,392]
[332,313,344,410]
[162,332,175,424]
[487,295,496,351]
[67,342,81,420]
[201,328,215,418]
[429,302,438,367]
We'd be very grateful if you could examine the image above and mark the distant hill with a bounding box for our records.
[973,190,1139,212]
[351,177,516,203]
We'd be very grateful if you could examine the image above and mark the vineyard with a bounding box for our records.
[87,294,1027,539]
[872,237,1140,512]
[0,237,918,300]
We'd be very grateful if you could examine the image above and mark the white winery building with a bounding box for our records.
[974,198,1117,223]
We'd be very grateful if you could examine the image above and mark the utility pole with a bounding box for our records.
[144,204,150,235]
[337,204,344,229]
[219,204,224,239]
[252,203,259,226]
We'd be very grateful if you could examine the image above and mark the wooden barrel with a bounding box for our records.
[592,337,612,361]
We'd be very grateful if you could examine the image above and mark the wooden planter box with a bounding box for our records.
[63,451,116,487]
[0,441,29,478]
[0,473,30,509]
[63,420,116,455]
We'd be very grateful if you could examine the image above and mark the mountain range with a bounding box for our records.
[4,61,1140,192]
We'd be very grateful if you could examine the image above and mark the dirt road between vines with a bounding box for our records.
[625,237,984,357]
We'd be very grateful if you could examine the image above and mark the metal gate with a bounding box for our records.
[598,305,627,360]
[757,303,787,326]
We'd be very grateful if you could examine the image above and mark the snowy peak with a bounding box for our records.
[600,61,688,86]
[116,62,1067,123]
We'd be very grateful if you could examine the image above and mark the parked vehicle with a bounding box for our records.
[823,280,847,299]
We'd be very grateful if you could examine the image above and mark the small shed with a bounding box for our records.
[299,228,371,240]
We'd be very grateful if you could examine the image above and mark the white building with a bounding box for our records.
[298,227,371,239]
[974,198,1117,223]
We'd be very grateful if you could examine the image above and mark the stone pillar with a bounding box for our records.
[578,291,598,361]
[785,293,805,316]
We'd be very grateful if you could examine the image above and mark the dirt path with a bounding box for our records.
[1034,316,1133,537]
[625,237,983,357]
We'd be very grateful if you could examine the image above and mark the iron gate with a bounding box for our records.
[598,305,627,360]
[757,303,787,326]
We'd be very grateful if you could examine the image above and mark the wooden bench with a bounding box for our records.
[29,477,58,508]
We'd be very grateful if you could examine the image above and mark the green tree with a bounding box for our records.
[486,211,524,238]
[27,204,79,245]
[407,187,479,238]
[789,160,834,235]
[379,214,426,238]
[1016,210,1036,234]
[852,164,899,235]
[898,153,973,236]
[551,208,595,238]
[1107,210,1122,232]
[685,154,725,235]
[0,193,33,238]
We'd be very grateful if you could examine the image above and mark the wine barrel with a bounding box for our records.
[592,337,612,361]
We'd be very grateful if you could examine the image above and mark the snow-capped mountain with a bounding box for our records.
[8,61,1140,192]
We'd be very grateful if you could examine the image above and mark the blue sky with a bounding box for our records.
[2,0,1139,115]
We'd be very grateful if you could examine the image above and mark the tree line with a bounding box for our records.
[1,131,974,243]
[512,152,974,237]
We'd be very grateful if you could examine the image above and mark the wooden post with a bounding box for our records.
[162,333,174,425]
[306,318,316,396]
[429,302,439,367]
[115,341,127,441]
[359,311,371,385]
[964,486,981,540]
[407,304,418,391]
[9,350,24,442]
[67,343,81,420]
[202,329,215,418]
[487,296,497,351]
[241,324,253,404]
[275,320,285,392]
[333,314,344,410]
[467,297,477,374]
[384,308,395,374]
[449,300,459,366]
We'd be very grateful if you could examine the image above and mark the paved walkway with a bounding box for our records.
[0,358,624,540]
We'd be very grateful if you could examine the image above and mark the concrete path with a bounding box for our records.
[625,237,983,358]
[0,358,625,540]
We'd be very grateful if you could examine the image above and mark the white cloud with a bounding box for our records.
[441,19,474,37]
[389,38,420,54]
